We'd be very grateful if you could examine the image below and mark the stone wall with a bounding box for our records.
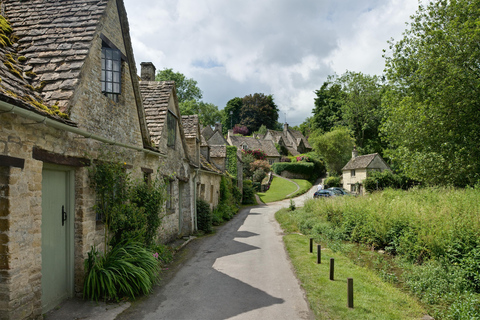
[198,171,221,210]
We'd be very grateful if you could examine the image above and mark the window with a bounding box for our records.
[351,169,356,177]
[165,180,173,210]
[167,111,177,148]
[101,45,122,101]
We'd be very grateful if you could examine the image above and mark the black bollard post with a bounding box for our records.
[329,258,334,281]
[347,278,354,308]
[309,238,313,253]
[317,245,321,264]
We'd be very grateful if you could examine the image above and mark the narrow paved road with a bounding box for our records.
[117,189,317,320]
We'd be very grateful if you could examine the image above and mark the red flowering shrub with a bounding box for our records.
[250,160,271,173]
[244,149,266,160]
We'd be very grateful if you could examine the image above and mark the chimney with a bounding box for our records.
[140,62,156,81]
[283,123,288,133]
[227,129,233,139]
[352,146,358,159]
[214,122,222,134]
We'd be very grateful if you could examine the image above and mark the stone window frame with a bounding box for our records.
[100,34,127,102]
[351,169,356,177]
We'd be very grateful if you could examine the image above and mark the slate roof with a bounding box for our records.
[201,125,214,141]
[0,0,108,122]
[228,135,280,158]
[342,153,379,170]
[288,128,312,149]
[139,81,175,145]
[181,114,198,139]
[210,145,226,158]
[200,153,222,174]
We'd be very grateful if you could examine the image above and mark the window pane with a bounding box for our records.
[113,50,120,60]
[101,48,105,59]
[106,82,112,92]
[113,83,120,93]
[106,59,112,71]
[106,71,112,82]
[113,72,120,83]
[101,70,105,81]
[101,58,105,70]
[113,60,120,72]
[106,48,112,59]
[102,82,105,92]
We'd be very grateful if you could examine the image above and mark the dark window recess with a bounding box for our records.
[101,46,122,101]
[167,111,177,148]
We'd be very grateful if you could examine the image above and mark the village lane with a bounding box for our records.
[117,190,316,320]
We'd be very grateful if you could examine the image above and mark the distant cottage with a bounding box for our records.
[342,147,390,194]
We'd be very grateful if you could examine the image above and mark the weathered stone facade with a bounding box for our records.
[0,1,196,319]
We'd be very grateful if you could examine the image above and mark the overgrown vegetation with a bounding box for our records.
[271,152,325,183]
[84,157,170,301]
[279,187,480,319]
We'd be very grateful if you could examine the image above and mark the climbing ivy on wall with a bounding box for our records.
[226,145,237,176]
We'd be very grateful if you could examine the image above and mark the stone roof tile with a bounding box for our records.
[342,154,378,170]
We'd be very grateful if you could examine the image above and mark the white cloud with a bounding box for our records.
[124,0,419,126]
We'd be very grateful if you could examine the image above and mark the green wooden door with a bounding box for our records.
[41,166,74,313]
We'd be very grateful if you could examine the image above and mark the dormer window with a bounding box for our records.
[167,110,177,148]
[101,38,123,102]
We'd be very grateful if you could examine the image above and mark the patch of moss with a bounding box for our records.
[24,95,69,119]
[5,53,15,64]
[3,61,23,79]
[0,16,12,48]
[25,71,37,78]
[34,81,46,92]
[24,84,35,91]
[17,56,26,63]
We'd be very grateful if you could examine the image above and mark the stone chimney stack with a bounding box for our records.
[352,146,358,159]
[214,122,222,134]
[140,62,156,81]
[283,123,288,133]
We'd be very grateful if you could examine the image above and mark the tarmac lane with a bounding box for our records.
[117,195,315,320]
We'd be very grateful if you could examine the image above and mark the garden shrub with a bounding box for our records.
[363,170,417,192]
[271,156,325,183]
[324,176,341,188]
[242,180,256,204]
[252,168,266,183]
[196,199,212,233]
[250,159,271,173]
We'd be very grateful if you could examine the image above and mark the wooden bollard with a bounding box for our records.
[317,245,321,264]
[309,238,313,253]
[329,258,334,281]
[347,278,354,308]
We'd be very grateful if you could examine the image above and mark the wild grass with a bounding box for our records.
[277,187,480,319]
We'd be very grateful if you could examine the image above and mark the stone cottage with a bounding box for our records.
[0,1,194,318]
[262,123,312,156]
[182,115,223,210]
[227,130,281,165]
[342,146,390,194]
[139,63,195,240]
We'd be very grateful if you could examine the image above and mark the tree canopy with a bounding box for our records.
[382,0,480,186]
[221,93,280,134]
[155,68,221,126]
[155,68,202,103]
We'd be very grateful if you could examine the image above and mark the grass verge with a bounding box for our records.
[257,176,298,203]
[276,208,427,319]
[290,179,313,198]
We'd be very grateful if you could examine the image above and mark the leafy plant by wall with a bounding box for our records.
[363,170,417,192]
[324,176,341,188]
[272,155,326,183]
[196,199,212,233]
[226,145,238,176]
[242,179,256,204]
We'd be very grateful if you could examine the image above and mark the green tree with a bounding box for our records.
[221,97,243,133]
[382,0,480,186]
[155,68,202,103]
[312,79,344,133]
[310,127,355,175]
[180,99,222,127]
[312,72,384,154]
[240,93,279,133]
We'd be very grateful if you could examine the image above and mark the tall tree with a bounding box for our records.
[239,93,279,133]
[180,100,222,127]
[312,79,344,133]
[155,68,202,103]
[382,0,480,186]
[309,127,355,175]
[221,97,243,133]
[312,72,384,155]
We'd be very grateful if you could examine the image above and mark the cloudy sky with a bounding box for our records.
[123,0,420,126]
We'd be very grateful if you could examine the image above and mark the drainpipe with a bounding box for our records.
[0,100,166,158]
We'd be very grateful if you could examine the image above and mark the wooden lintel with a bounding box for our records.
[0,155,25,169]
[32,147,90,167]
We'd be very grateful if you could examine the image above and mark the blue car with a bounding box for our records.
[313,189,336,198]
[327,187,353,196]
